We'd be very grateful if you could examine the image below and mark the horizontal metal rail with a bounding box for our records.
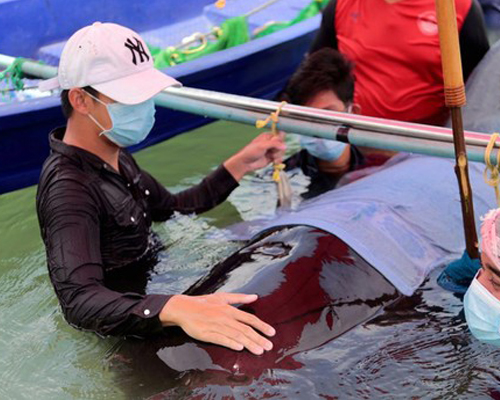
[1,54,499,164]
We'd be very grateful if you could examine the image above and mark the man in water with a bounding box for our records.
[36,22,286,355]
[282,48,395,196]
[465,208,500,347]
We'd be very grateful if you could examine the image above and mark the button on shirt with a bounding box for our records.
[36,128,239,337]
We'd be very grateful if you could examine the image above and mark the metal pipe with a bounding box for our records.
[1,54,499,164]
[244,0,282,17]
[176,0,283,50]
[0,54,58,80]
[156,87,499,163]
[163,86,499,149]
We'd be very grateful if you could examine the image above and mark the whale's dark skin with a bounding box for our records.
[110,225,402,397]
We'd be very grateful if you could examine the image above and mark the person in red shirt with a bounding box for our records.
[310,0,490,125]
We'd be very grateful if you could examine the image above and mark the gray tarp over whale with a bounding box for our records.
[226,38,500,297]
[228,154,496,296]
[113,153,497,398]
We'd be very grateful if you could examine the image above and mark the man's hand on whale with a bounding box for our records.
[155,134,283,355]
[160,293,276,355]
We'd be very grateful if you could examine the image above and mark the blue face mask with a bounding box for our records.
[464,271,500,347]
[86,91,156,148]
[299,104,352,161]
[300,136,349,162]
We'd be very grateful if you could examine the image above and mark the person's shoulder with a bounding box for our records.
[36,159,100,228]
[37,152,97,213]
[39,152,93,189]
[455,0,475,17]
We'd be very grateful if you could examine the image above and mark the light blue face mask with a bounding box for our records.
[464,271,500,347]
[300,136,349,162]
[86,91,156,148]
[299,104,352,161]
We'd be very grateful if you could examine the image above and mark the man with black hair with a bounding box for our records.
[282,48,395,197]
[36,22,286,356]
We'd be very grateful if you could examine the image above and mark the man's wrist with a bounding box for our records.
[159,294,184,327]
[223,153,250,182]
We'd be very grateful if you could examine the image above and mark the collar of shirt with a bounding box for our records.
[49,127,138,185]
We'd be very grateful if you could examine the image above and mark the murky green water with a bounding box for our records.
[0,121,299,400]
[0,121,498,400]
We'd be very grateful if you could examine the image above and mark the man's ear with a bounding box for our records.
[68,88,92,115]
[351,103,361,115]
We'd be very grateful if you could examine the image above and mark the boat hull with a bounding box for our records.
[0,0,319,193]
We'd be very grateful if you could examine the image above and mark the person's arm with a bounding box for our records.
[38,178,170,337]
[460,0,490,81]
[39,178,276,353]
[309,0,338,54]
[38,180,275,354]
[140,164,237,222]
[141,132,286,222]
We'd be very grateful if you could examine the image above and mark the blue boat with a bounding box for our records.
[0,0,321,194]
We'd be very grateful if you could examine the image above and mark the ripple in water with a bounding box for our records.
[140,269,500,400]
[1,130,499,399]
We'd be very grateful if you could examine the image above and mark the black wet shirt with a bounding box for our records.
[36,128,238,338]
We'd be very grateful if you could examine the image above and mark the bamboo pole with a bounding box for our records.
[435,0,479,258]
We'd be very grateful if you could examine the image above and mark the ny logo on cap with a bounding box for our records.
[124,37,150,65]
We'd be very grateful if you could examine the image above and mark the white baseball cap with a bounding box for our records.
[39,22,181,104]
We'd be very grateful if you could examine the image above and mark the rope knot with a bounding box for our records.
[256,101,288,184]
[484,132,500,206]
[272,163,285,182]
[255,101,287,133]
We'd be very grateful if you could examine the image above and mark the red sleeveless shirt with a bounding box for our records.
[335,0,471,125]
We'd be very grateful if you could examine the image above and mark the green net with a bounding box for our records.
[254,0,329,39]
[0,58,26,93]
[1,0,328,97]
[151,16,250,69]
[150,0,328,69]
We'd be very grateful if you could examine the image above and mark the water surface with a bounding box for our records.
[0,121,498,399]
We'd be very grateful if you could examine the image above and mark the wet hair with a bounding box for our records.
[60,86,99,119]
[280,48,355,106]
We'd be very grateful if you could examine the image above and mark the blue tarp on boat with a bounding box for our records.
[0,0,320,194]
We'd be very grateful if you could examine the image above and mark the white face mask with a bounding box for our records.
[85,91,156,148]
[464,271,500,347]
